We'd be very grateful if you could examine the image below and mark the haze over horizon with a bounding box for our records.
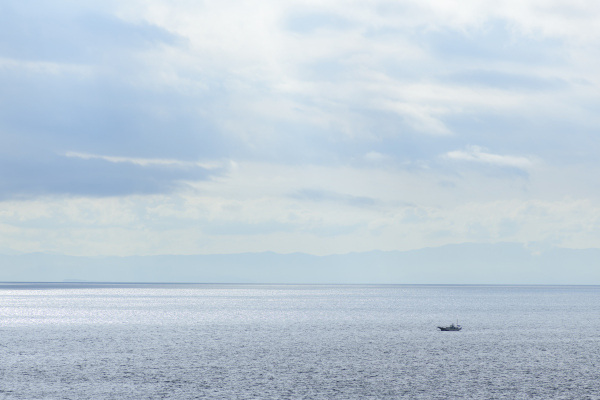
[2,0,600,262]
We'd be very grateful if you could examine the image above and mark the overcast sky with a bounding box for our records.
[1,0,600,256]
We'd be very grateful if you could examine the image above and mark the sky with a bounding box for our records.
[1,0,600,256]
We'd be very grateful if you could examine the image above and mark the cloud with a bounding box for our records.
[3,189,600,256]
[291,189,379,208]
[1,0,600,256]
[0,153,218,199]
[286,13,354,33]
[364,151,389,162]
[1,0,597,175]
[444,146,536,169]
[379,102,453,136]
[200,220,295,236]
[0,2,182,63]
[64,152,223,169]
[422,19,564,64]
[0,2,225,199]
[442,69,567,90]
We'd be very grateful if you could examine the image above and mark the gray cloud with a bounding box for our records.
[0,66,226,197]
[0,154,217,199]
[0,70,224,156]
[0,3,225,198]
[0,3,182,63]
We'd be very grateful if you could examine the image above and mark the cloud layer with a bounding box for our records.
[1,0,600,255]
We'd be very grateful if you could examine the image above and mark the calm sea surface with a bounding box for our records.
[1,284,599,399]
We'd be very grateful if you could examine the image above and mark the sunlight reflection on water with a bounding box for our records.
[1,284,600,399]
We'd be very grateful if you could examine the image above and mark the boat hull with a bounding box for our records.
[437,324,462,331]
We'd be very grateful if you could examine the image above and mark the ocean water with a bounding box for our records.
[1,284,600,399]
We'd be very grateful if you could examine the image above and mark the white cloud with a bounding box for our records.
[0,57,92,76]
[64,152,225,170]
[445,146,536,169]
[364,151,388,162]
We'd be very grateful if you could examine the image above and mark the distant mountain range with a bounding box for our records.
[1,243,600,284]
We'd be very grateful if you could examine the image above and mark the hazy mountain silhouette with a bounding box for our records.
[1,243,599,284]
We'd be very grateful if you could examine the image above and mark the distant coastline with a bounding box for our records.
[1,243,600,285]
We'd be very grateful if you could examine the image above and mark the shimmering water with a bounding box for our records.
[1,284,600,399]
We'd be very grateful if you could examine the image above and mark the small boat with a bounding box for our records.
[437,323,462,331]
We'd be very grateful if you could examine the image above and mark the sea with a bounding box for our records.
[1,284,599,399]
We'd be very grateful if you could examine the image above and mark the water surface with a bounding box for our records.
[1,284,599,399]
